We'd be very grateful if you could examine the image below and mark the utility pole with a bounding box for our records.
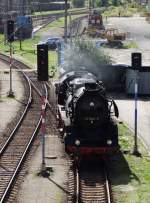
[64,0,68,43]
[89,0,92,12]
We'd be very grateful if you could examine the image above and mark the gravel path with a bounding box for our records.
[0,61,24,133]
[104,15,150,65]
[18,137,68,203]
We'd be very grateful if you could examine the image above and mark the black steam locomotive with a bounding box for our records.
[56,71,119,156]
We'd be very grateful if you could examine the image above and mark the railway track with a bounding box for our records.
[0,55,49,202]
[32,8,88,33]
[68,159,113,203]
[0,19,114,200]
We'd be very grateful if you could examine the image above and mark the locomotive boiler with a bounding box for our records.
[56,71,119,155]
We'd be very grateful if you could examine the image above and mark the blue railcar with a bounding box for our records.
[16,16,33,39]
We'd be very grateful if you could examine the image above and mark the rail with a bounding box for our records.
[0,55,48,202]
[70,159,114,203]
[0,73,32,156]
[32,8,88,34]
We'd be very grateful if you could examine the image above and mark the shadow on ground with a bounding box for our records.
[108,152,140,185]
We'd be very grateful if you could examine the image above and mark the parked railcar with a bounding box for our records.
[15,16,33,39]
[56,71,119,156]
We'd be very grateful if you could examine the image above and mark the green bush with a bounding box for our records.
[103,5,137,17]
[112,0,122,6]
[96,0,102,7]
[71,0,85,8]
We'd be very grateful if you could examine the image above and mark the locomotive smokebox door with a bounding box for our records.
[37,44,49,81]
[132,52,142,70]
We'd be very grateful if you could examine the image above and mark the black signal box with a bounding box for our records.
[37,44,49,81]
[132,52,142,70]
[7,20,14,42]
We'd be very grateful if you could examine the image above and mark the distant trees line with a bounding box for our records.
[71,0,135,8]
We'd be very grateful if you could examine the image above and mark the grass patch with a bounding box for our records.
[123,41,138,49]
[144,34,150,39]
[103,6,138,17]
[41,14,86,32]
[0,33,57,75]
[47,18,65,28]
[33,7,87,16]
[108,123,150,203]
[146,17,150,24]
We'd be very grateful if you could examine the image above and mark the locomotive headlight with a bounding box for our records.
[107,139,112,145]
[59,128,63,132]
[75,139,80,146]
[89,102,95,107]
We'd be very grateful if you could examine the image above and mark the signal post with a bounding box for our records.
[37,44,51,176]
[7,20,15,97]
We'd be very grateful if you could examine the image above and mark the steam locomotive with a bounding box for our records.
[56,71,119,156]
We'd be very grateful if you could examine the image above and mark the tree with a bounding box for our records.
[96,0,110,7]
[112,0,121,6]
[72,0,85,7]
[96,0,102,7]
[101,0,109,6]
